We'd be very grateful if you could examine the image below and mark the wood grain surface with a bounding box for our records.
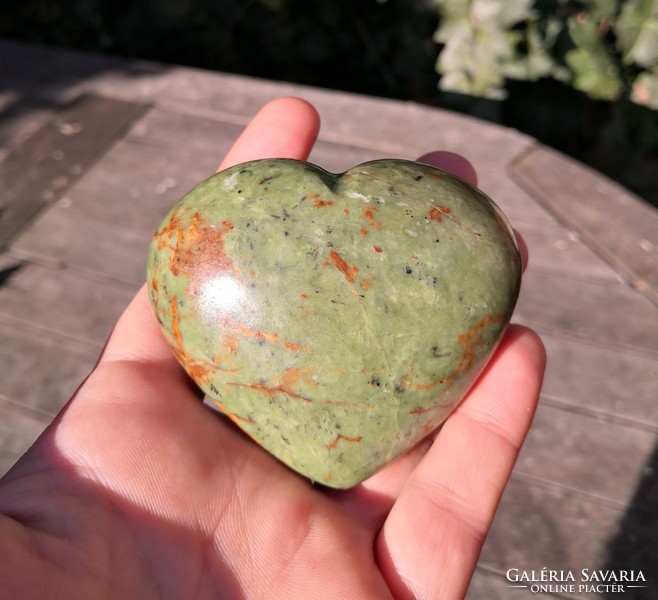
[1,39,656,600]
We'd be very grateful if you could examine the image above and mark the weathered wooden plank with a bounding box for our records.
[514,270,658,353]
[478,477,631,600]
[0,319,96,416]
[0,40,536,167]
[0,93,149,249]
[35,109,388,239]
[132,105,554,229]
[602,443,658,595]
[516,403,656,506]
[144,67,536,164]
[10,39,652,248]
[515,219,623,285]
[56,132,231,232]
[128,105,242,159]
[136,105,556,225]
[511,145,658,307]
[1,41,558,235]
[0,263,136,346]
[115,105,555,228]
[0,93,56,162]
[149,72,561,225]
[540,333,658,426]
[482,464,658,600]
[0,397,52,478]
[11,208,151,287]
[483,175,559,226]
[0,39,161,104]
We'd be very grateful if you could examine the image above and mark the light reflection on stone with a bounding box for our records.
[199,275,247,315]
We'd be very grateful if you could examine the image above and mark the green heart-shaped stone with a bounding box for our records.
[147,159,521,488]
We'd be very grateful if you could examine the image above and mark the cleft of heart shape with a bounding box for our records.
[147,158,521,488]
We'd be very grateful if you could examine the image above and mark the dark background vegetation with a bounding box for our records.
[0,0,656,207]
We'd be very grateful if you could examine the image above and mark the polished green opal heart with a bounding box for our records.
[147,159,521,488]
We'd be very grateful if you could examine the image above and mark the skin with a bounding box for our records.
[0,97,545,599]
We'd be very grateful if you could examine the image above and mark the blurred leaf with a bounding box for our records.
[566,47,623,99]
[470,0,534,28]
[616,0,658,67]
[437,27,513,98]
[578,0,619,21]
[565,15,623,100]
[504,18,560,81]
[631,69,658,108]
[567,13,602,48]
[433,0,533,98]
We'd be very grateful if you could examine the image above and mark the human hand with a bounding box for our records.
[0,98,545,599]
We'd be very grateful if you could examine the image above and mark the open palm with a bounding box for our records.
[0,98,545,600]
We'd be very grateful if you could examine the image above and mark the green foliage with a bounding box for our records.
[432,0,532,98]
[632,70,658,108]
[565,13,622,100]
[617,0,658,67]
[431,0,658,108]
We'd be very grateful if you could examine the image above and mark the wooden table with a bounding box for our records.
[1,39,657,599]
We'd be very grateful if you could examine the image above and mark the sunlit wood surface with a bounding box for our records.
[1,39,657,600]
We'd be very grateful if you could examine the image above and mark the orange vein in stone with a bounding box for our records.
[326,434,362,450]
[406,313,506,405]
[218,318,309,352]
[428,205,450,222]
[213,399,256,425]
[284,341,307,352]
[218,319,279,345]
[168,296,225,383]
[324,249,358,283]
[170,295,184,351]
[227,381,312,403]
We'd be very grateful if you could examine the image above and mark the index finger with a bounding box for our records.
[218,97,320,170]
